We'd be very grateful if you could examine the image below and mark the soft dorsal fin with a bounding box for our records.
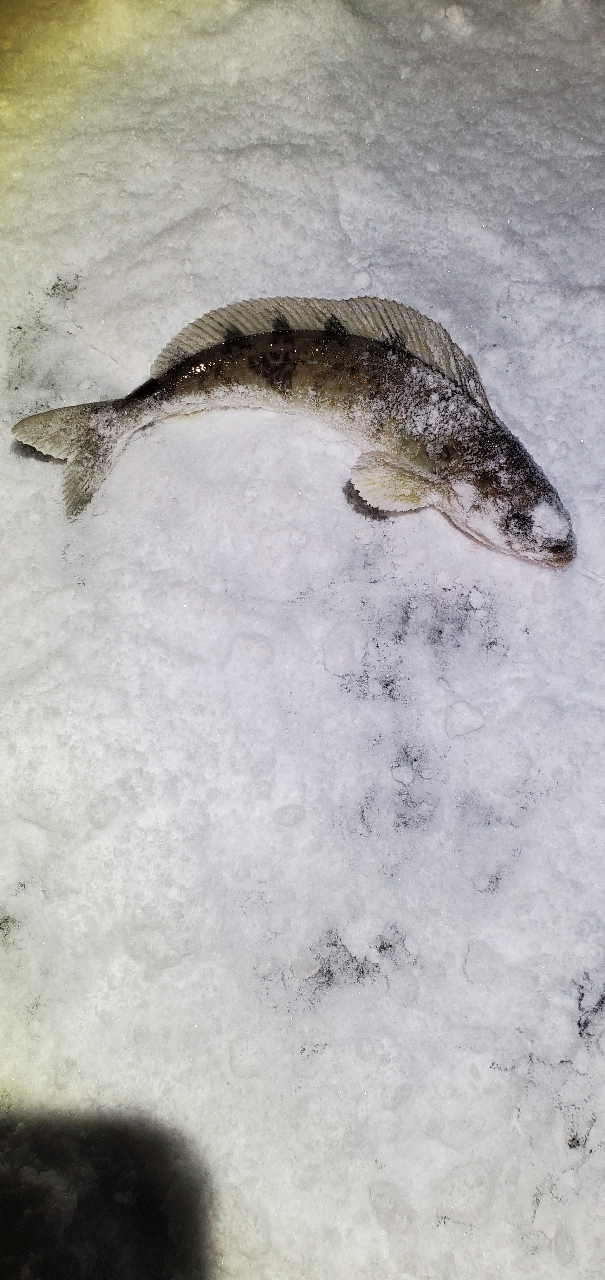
[151,296,493,414]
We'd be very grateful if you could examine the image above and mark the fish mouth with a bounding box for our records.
[542,529,577,566]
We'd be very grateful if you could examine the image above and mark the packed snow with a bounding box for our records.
[1,1,605,1276]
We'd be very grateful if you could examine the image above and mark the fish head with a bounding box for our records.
[444,430,576,565]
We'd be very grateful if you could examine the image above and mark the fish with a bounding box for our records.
[11,295,575,564]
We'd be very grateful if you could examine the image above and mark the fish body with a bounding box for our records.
[11,296,575,564]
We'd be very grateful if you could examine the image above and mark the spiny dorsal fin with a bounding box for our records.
[151,296,493,414]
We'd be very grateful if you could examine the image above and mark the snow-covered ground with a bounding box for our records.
[1,0,605,1275]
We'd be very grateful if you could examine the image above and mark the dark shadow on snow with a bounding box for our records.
[10,439,64,464]
[342,478,393,521]
[0,1110,212,1280]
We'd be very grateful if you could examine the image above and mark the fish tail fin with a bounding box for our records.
[12,403,87,460]
[12,399,129,518]
[63,446,107,520]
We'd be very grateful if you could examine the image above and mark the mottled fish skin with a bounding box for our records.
[11,313,575,565]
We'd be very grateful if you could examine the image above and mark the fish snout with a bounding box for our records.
[540,528,576,565]
[502,499,575,564]
[527,499,576,565]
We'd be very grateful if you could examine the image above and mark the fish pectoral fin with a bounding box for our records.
[350,452,440,513]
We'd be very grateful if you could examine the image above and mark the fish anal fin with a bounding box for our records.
[350,452,440,513]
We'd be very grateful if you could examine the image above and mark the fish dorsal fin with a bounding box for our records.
[151,296,493,414]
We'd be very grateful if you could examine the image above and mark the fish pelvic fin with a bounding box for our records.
[350,452,442,513]
[12,400,127,519]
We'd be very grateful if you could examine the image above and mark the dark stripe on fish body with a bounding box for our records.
[323,315,349,339]
[271,313,293,333]
[246,336,301,394]
[157,331,340,396]
[162,330,404,410]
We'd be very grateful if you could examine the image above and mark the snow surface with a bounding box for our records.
[1,0,605,1275]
